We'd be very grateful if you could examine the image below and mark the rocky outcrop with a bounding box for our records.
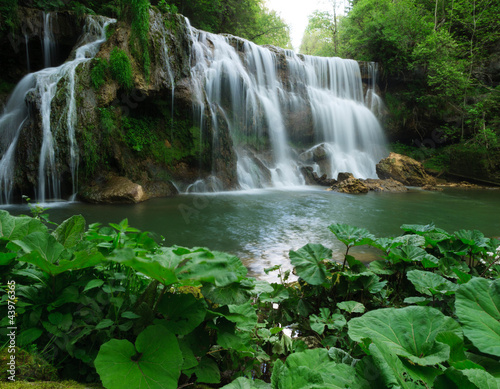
[364,178,408,192]
[329,172,408,194]
[376,152,437,187]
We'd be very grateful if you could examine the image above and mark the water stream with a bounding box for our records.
[0,15,115,204]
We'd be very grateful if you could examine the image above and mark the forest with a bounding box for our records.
[0,0,499,388]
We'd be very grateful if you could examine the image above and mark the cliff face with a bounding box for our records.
[1,7,383,203]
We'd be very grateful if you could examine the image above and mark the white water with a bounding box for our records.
[42,12,56,68]
[186,26,387,191]
[0,16,115,204]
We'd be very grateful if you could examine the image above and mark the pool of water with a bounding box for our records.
[3,187,499,280]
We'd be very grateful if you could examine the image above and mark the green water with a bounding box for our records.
[4,187,500,279]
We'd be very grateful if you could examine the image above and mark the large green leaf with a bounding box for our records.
[369,339,423,389]
[389,245,433,264]
[400,223,447,235]
[455,277,500,357]
[95,325,182,389]
[110,248,179,285]
[13,232,66,264]
[406,270,459,296]
[156,293,207,335]
[289,243,332,285]
[328,223,376,248]
[221,377,271,388]
[348,306,461,365]
[0,210,47,241]
[454,230,489,250]
[53,215,85,248]
[435,367,500,389]
[271,348,370,389]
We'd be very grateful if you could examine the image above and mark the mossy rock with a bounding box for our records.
[0,347,57,382]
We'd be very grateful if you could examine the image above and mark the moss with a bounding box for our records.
[109,48,134,91]
[90,58,110,90]
[0,347,57,382]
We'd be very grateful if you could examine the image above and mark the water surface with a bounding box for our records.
[4,187,499,280]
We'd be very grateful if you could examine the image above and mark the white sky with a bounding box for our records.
[265,0,331,51]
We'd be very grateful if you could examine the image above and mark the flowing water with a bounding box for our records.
[186,26,387,191]
[4,187,499,281]
[0,15,115,204]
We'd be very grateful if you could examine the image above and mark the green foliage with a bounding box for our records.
[109,47,134,90]
[169,0,291,48]
[157,0,178,15]
[122,116,158,152]
[95,325,183,389]
[121,0,151,79]
[0,0,18,34]
[2,211,500,387]
[90,58,109,90]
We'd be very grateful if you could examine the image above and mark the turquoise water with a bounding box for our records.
[4,187,500,280]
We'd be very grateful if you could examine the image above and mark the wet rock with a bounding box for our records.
[143,180,178,198]
[332,177,369,194]
[364,178,408,192]
[300,167,337,186]
[376,152,437,186]
[337,172,354,182]
[422,184,443,191]
[79,175,147,203]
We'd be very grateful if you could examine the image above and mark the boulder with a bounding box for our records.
[79,175,148,204]
[300,167,337,186]
[376,152,437,186]
[337,172,354,182]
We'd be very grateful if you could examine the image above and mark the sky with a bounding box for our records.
[265,0,331,51]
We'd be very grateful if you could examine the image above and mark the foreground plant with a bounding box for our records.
[1,211,499,388]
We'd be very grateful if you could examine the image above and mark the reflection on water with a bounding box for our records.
[4,187,500,281]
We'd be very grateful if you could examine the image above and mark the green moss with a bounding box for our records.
[90,58,109,90]
[122,116,159,152]
[123,0,151,80]
[109,48,134,90]
[0,347,57,382]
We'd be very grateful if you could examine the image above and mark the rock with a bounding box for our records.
[376,152,437,186]
[422,184,443,191]
[300,167,337,186]
[143,181,179,198]
[330,176,408,194]
[79,175,148,204]
[364,178,409,192]
[337,172,354,182]
[332,177,369,194]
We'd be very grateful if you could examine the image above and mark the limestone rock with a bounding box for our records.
[334,177,369,194]
[337,172,354,182]
[364,178,408,192]
[79,175,148,204]
[376,152,437,186]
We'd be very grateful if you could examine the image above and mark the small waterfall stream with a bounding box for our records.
[0,15,115,204]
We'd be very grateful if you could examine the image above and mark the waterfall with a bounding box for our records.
[186,25,387,191]
[0,75,36,203]
[42,12,57,68]
[0,16,115,204]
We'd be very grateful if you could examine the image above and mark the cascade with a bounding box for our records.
[42,12,57,68]
[186,26,387,191]
[0,15,115,204]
